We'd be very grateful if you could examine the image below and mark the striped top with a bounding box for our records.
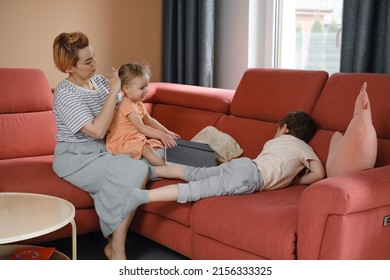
[53,74,121,142]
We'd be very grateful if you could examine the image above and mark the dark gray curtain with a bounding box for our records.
[162,0,215,87]
[340,0,390,73]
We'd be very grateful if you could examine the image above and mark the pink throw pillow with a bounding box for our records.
[326,82,377,177]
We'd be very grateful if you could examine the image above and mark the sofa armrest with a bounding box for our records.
[297,165,390,259]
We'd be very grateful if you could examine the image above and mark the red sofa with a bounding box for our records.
[1,67,390,259]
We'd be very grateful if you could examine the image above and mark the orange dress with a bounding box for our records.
[106,97,163,158]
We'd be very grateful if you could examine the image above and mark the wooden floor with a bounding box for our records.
[39,230,188,260]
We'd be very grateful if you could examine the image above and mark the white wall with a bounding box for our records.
[214,0,249,90]
[248,0,276,68]
[214,0,274,90]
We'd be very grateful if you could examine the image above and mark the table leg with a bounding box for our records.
[70,219,77,260]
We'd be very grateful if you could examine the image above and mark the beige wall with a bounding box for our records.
[0,0,162,88]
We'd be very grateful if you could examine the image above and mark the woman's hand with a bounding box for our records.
[80,67,122,139]
[108,67,121,96]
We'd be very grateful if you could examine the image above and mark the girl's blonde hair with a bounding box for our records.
[53,32,89,73]
[118,63,151,86]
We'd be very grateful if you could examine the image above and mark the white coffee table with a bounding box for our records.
[0,192,77,260]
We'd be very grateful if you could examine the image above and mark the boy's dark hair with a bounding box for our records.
[279,111,317,143]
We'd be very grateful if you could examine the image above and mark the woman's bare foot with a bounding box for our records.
[104,240,126,260]
[104,235,112,259]
[104,243,112,259]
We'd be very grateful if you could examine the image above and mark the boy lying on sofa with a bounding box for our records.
[122,111,326,214]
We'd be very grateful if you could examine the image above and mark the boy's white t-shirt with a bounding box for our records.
[252,134,320,191]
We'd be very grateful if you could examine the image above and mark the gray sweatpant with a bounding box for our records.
[177,157,264,203]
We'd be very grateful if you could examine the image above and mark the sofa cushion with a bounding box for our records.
[191,126,243,163]
[0,68,56,160]
[150,104,226,140]
[230,68,328,122]
[307,129,335,166]
[0,156,94,209]
[312,73,390,168]
[215,115,278,158]
[326,84,377,177]
[140,179,193,227]
[146,82,234,114]
[190,186,307,260]
[0,68,53,114]
[312,73,390,139]
[0,111,57,160]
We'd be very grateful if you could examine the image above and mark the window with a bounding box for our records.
[277,0,344,74]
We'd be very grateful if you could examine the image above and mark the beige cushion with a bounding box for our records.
[192,126,243,164]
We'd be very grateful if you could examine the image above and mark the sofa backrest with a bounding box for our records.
[215,68,329,158]
[311,73,390,167]
[0,68,57,160]
[231,68,329,122]
[145,82,235,140]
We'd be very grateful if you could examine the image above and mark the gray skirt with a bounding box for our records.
[53,140,148,238]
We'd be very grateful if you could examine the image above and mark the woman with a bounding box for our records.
[52,31,148,260]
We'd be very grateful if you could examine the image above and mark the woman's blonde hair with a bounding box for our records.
[53,32,89,73]
[118,63,151,86]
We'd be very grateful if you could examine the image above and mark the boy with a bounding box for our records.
[123,111,325,214]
